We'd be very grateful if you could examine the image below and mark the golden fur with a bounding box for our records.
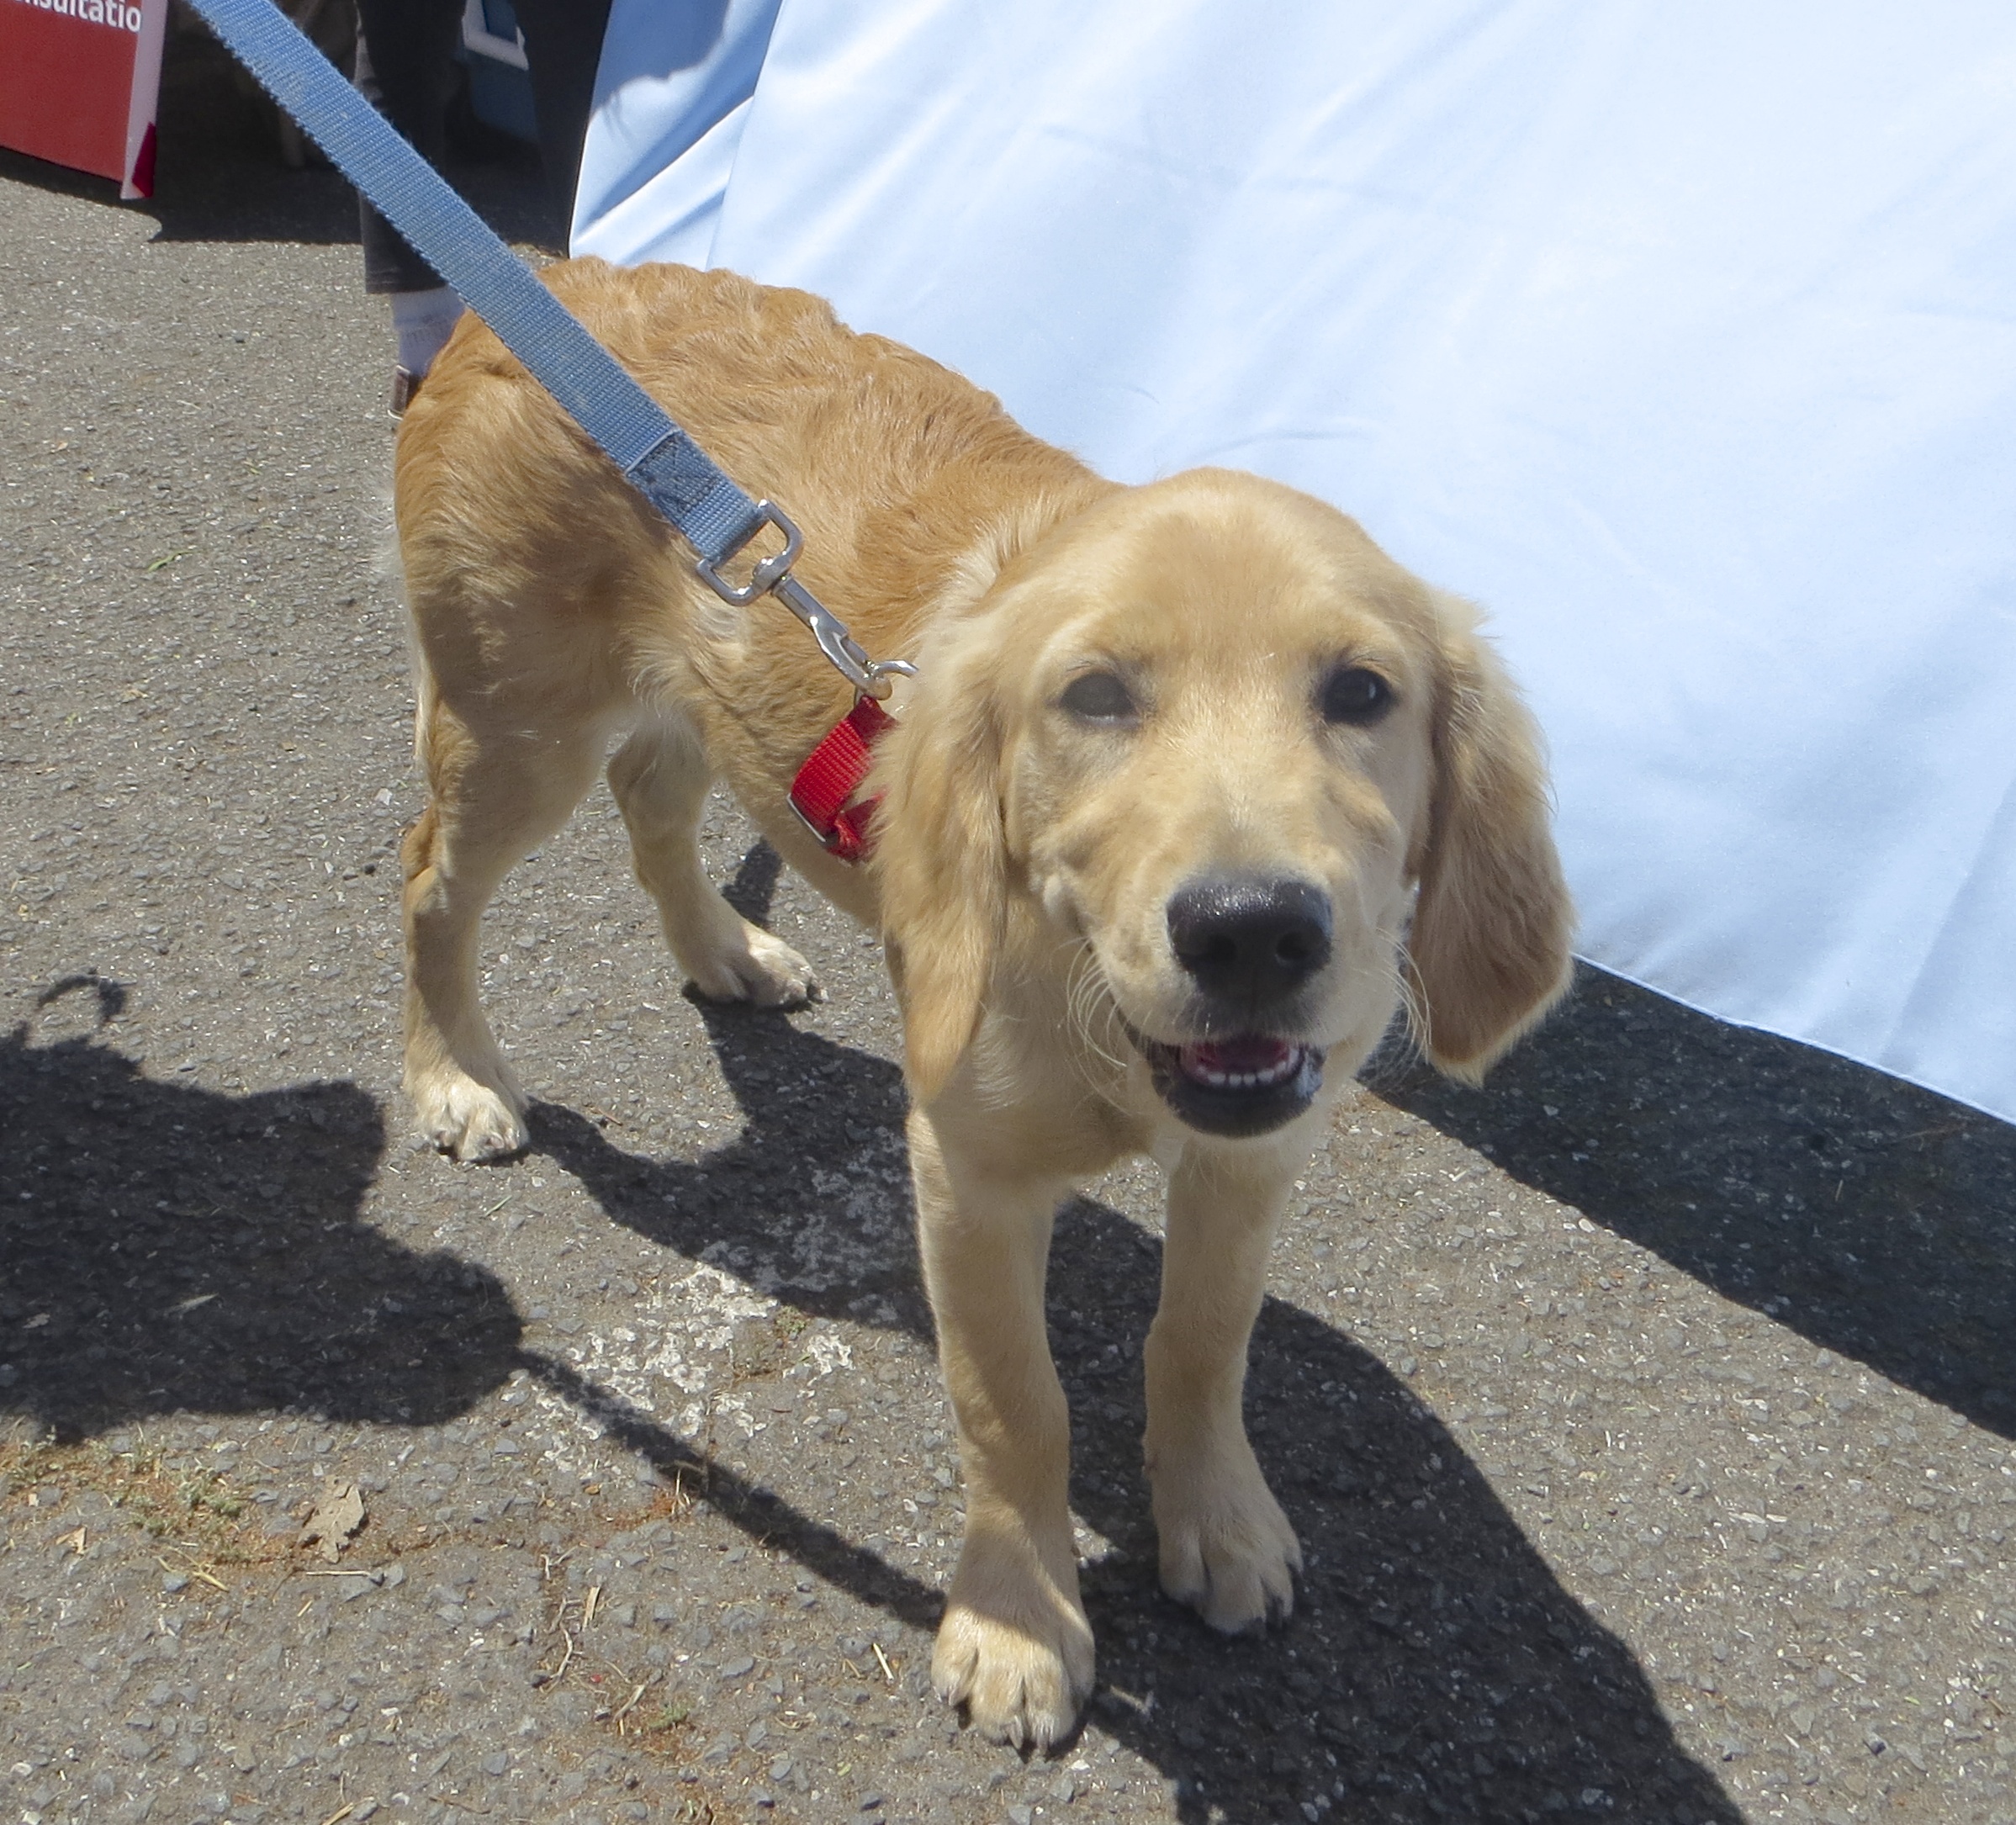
[394,257,1573,1748]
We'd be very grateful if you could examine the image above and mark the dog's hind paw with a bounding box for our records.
[932,1595,1093,1752]
[413,1075,528,1162]
[685,923,818,1009]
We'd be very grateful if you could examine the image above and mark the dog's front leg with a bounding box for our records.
[1145,1138,1305,1633]
[907,1108,1093,1750]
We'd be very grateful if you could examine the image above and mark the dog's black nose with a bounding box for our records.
[1167,876,1333,1003]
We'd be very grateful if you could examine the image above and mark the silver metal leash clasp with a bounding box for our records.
[694,500,803,606]
[694,501,916,701]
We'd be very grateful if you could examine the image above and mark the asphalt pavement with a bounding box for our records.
[3,34,2014,1825]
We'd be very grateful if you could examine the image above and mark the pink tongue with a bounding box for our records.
[1181,1035,1294,1076]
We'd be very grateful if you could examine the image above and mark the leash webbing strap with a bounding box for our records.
[181,0,767,571]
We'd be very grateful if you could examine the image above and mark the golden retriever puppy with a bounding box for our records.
[394,257,1573,1748]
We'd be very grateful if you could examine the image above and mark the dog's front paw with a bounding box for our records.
[933,1590,1094,1751]
[685,923,817,1008]
[1151,1443,1302,1633]
[410,1072,528,1162]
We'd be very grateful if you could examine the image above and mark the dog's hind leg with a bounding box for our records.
[403,697,605,1162]
[607,716,816,1007]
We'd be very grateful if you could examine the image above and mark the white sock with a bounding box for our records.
[389,286,464,378]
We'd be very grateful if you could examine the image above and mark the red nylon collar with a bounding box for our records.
[788,694,896,862]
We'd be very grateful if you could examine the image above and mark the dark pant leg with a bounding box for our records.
[511,0,615,238]
[353,0,465,293]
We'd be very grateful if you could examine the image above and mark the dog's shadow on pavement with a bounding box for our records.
[0,976,521,1442]
[526,852,1743,1825]
[1382,968,2016,1439]
[1062,1207,1746,1825]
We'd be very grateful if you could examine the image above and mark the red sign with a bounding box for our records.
[0,0,168,197]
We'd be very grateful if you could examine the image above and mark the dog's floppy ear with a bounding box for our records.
[869,613,1010,1105]
[1408,593,1574,1082]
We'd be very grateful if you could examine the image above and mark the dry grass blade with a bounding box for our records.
[611,1676,654,1729]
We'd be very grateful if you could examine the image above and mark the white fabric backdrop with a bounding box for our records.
[574,0,2016,1127]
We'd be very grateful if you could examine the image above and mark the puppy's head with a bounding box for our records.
[873,469,1572,1129]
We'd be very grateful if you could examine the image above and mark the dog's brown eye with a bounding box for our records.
[1320,665,1392,725]
[1060,670,1137,723]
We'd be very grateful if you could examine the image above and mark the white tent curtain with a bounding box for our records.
[574,0,2016,1127]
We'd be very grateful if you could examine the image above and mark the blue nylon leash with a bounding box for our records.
[181,0,908,698]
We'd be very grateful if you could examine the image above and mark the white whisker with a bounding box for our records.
[1392,941,1430,1065]
[1061,941,1130,1081]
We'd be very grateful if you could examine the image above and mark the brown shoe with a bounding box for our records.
[389,366,424,417]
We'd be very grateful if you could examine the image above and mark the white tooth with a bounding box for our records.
[1204,1069,1227,1087]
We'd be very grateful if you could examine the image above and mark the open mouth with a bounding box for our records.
[1129,1030,1326,1138]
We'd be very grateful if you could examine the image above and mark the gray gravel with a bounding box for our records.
[5,40,2015,1825]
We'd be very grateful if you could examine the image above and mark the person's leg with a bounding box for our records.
[511,0,614,242]
[353,0,466,405]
